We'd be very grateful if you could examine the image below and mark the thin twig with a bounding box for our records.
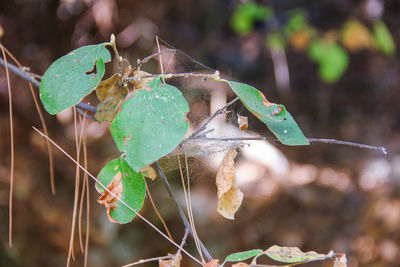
[0,56,40,86]
[0,56,96,116]
[1,45,56,195]
[187,97,240,140]
[307,138,387,154]
[33,127,203,266]
[121,255,173,267]
[155,161,213,262]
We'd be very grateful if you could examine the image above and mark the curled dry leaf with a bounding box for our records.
[202,259,219,267]
[159,253,182,267]
[97,170,123,223]
[95,73,128,122]
[216,149,243,220]
[264,245,334,264]
[237,115,248,131]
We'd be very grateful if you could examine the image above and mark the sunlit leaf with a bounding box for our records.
[231,3,272,35]
[40,43,111,114]
[308,40,349,83]
[223,249,263,264]
[96,158,145,224]
[95,74,128,122]
[220,79,309,146]
[263,245,334,264]
[373,20,396,56]
[216,149,243,220]
[110,77,189,172]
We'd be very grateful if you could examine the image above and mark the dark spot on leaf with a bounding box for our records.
[86,63,98,75]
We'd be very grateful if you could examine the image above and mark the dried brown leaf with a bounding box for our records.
[202,259,219,267]
[216,149,243,220]
[237,115,248,131]
[140,165,157,180]
[95,74,128,122]
[97,171,123,223]
[159,253,182,267]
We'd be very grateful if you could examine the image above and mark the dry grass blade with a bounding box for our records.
[145,181,174,241]
[1,44,15,247]
[32,127,203,266]
[0,44,56,194]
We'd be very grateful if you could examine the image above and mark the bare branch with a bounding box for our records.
[0,56,97,116]
[155,161,213,262]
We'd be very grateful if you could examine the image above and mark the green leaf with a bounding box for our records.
[284,9,308,36]
[110,77,189,172]
[40,43,111,114]
[231,3,272,35]
[223,249,263,264]
[263,245,334,264]
[221,79,309,146]
[96,158,145,224]
[308,40,349,83]
[373,20,396,56]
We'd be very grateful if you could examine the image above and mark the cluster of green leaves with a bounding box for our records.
[39,41,308,223]
[231,2,396,83]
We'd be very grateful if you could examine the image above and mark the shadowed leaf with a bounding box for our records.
[110,77,189,172]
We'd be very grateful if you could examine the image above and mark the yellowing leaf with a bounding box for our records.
[341,19,374,52]
[264,245,334,264]
[216,149,243,220]
[95,74,128,122]
[97,171,123,223]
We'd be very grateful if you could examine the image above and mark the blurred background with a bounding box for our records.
[0,0,400,266]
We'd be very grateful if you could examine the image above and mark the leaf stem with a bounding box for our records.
[155,161,214,262]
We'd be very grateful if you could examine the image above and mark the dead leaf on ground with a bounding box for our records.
[97,171,123,223]
[202,259,219,267]
[159,253,182,267]
[216,149,243,220]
